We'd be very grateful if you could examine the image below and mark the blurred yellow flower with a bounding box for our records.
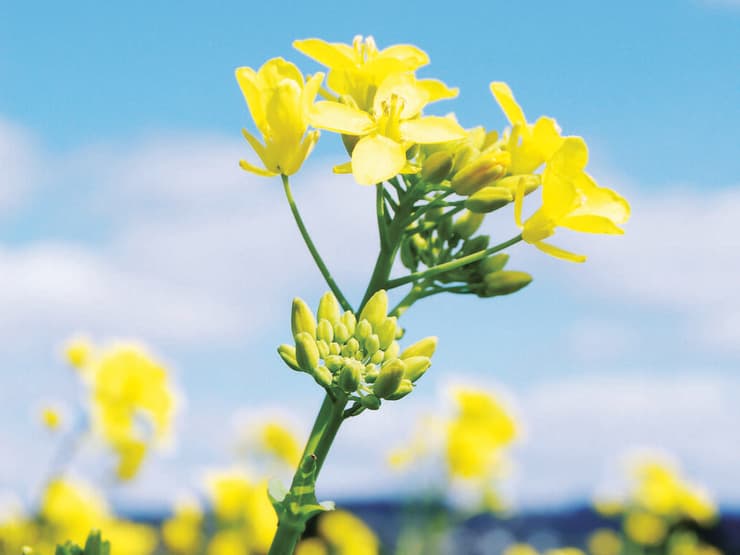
[317,510,379,555]
[259,421,302,468]
[446,388,518,479]
[295,537,329,555]
[41,407,61,430]
[64,336,93,370]
[514,137,630,262]
[545,549,587,555]
[310,72,465,185]
[624,511,667,545]
[504,544,539,555]
[236,57,323,177]
[162,498,203,554]
[587,528,622,555]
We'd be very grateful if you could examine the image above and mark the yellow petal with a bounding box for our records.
[560,215,625,234]
[399,116,466,144]
[532,116,563,161]
[572,172,631,224]
[418,78,459,102]
[302,72,325,115]
[374,72,429,119]
[377,44,430,68]
[351,134,406,185]
[235,67,267,133]
[239,159,278,177]
[332,161,353,174]
[292,38,355,69]
[258,57,303,89]
[534,240,586,263]
[490,82,527,127]
[514,178,525,228]
[310,101,375,135]
[241,129,271,167]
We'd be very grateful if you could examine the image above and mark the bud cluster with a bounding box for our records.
[278,291,436,410]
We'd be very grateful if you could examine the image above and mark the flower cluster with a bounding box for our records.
[278,290,436,408]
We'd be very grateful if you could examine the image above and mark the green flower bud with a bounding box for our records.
[356,319,372,341]
[464,186,513,213]
[325,355,344,372]
[277,344,301,372]
[364,334,380,356]
[411,233,428,253]
[360,394,381,410]
[317,319,334,343]
[373,359,406,399]
[317,292,341,325]
[384,341,400,361]
[387,378,414,400]
[450,152,509,195]
[353,351,363,361]
[334,322,350,343]
[376,317,398,350]
[341,311,356,335]
[436,214,453,241]
[359,290,388,329]
[451,145,478,175]
[480,253,509,274]
[401,336,438,359]
[452,210,485,239]
[313,365,333,389]
[338,364,361,393]
[461,234,489,255]
[329,342,341,355]
[295,332,320,372]
[402,356,432,382]
[371,350,385,364]
[346,337,360,354]
[400,236,418,270]
[482,270,533,296]
[364,363,379,382]
[421,151,454,183]
[495,174,540,196]
[291,297,317,338]
[316,339,330,359]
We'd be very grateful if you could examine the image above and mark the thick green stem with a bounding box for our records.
[385,235,523,290]
[282,175,353,312]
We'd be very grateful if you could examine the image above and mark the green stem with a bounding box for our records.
[385,234,523,290]
[282,175,352,312]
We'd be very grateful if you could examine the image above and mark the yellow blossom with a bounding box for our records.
[587,529,622,555]
[624,511,668,545]
[295,538,329,555]
[259,422,302,468]
[504,544,539,555]
[294,36,454,111]
[514,137,630,262]
[236,57,324,177]
[490,82,564,175]
[446,388,518,479]
[64,335,93,370]
[318,510,379,555]
[41,407,61,431]
[162,498,204,554]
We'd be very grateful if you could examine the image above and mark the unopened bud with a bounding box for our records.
[384,341,400,361]
[338,364,361,393]
[421,151,454,183]
[400,237,418,269]
[277,344,301,372]
[364,334,380,356]
[316,339,330,359]
[400,336,438,359]
[373,359,406,399]
[360,394,381,410]
[496,174,540,196]
[317,319,334,343]
[329,342,341,355]
[452,210,485,239]
[461,235,489,255]
[325,355,344,372]
[464,186,513,213]
[341,311,357,335]
[450,151,510,195]
[359,290,388,329]
[376,317,398,350]
[371,350,385,364]
[317,292,341,325]
[364,363,379,382]
[356,319,372,341]
[387,378,414,400]
[295,332,320,372]
[291,298,316,339]
[334,322,350,343]
[483,270,533,296]
[481,253,509,274]
[402,356,432,382]
[313,365,333,389]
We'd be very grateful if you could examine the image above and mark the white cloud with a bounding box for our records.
[0,118,39,213]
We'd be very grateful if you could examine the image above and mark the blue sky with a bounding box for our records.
[0,0,739,513]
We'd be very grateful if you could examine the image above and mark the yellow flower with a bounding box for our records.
[235,57,324,177]
[162,498,203,554]
[79,340,176,480]
[587,529,622,555]
[41,406,61,430]
[295,538,329,555]
[294,36,454,111]
[318,510,379,555]
[624,511,667,545]
[311,72,465,185]
[514,137,630,262]
[64,335,93,370]
[259,421,302,468]
[490,82,564,174]
[446,388,518,479]
[504,544,539,555]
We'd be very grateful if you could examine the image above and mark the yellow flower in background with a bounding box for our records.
[310,72,465,184]
[503,544,539,555]
[624,511,668,545]
[64,337,177,481]
[64,335,93,371]
[318,510,379,555]
[446,388,518,480]
[545,549,587,555]
[295,537,329,555]
[294,36,453,111]
[490,82,564,175]
[206,471,277,553]
[162,498,204,554]
[41,406,61,430]
[587,529,622,555]
[235,57,324,177]
[259,421,302,468]
[514,137,630,262]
